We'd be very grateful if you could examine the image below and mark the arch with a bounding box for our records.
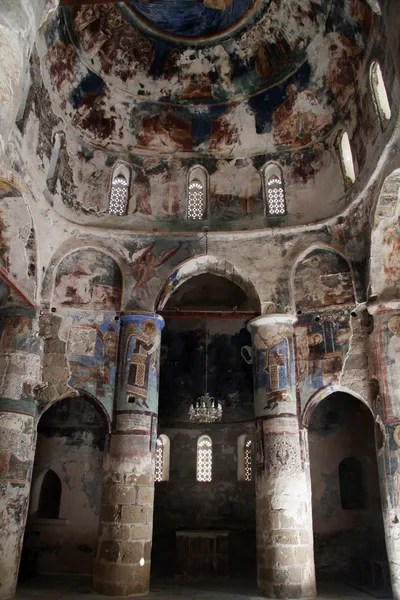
[155,254,261,312]
[237,434,253,482]
[291,245,356,312]
[187,165,208,221]
[197,434,212,482]
[155,434,170,482]
[302,385,372,428]
[109,163,131,216]
[37,469,62,518]
[370,61,391,130]
[51,247,123,311]
[337,131,356,187]
[261,162,286,216]
[38,390,112,435]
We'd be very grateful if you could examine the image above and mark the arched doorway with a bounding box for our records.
[18,394,109,582]
[152,270,259,583]
[307,392,388,594]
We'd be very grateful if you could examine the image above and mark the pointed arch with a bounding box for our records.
[370,61,391,130]
[262,163,286,216]
[187,165,208,221]
[109,163,131,215]
[197,435,212,482]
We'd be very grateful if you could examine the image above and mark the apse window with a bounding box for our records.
[338,132,356,187]
[109,164,130,216]
[187,165,208,221]
[370,62,391,130]
[238,435,253,482]
[263,164,286,216]
[197,435,212,482]
[154,434,170,482]
[339,457,366,510]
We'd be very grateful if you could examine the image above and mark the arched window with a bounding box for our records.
[339,457,365,510]
[109,164,130,215]
[47,131,64,194]
[187,165,208,221]
[155,434,170,482]
[263,164,286,216]
[197,435,212,482]
[370,62,391,130]
[337,131,356,187]
[38,470,62,519]
[237,435,253,482]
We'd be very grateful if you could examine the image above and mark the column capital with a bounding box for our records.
[248,313,297,331]
[120,312,165,330]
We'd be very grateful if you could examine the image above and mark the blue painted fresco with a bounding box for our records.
[128,0,256,38]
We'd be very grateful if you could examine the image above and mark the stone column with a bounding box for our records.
[94,313,164,596]
[0,311,41,600]
[369,302,400,600]
[0,0,45,153]
[248,314,316,599]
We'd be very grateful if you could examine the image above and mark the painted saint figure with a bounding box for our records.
[126,320,158,408]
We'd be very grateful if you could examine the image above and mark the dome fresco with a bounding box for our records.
[124,0,260,41]
[32,0,398,231]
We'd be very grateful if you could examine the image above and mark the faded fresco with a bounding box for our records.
[67,312,120,418]
[0,413,34,484]
[295,311,352,409]
[248,317,297,417]
[0,179,36,301]
[118,314,164,413]
[386,424,400,513]
[53,248,122,310]
[294,249,355,312]
[0,315,39,355]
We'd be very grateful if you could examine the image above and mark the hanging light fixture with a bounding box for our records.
[189,320,223,423]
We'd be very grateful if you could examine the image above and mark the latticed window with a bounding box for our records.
[155,437,163,483]
[197,435,212,482]
[188,180,204,220]
[244,438,252,482]
[109,174,129,215]
[267,175,286,215]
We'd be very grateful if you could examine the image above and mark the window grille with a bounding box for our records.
[267,176,286,215]
[155,437,163,483]
[197,435,212,482]
[188,180,204,220]
[244,439,252,482]
[109,175,129,215]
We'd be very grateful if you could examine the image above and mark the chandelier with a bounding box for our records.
[189,320,223,423]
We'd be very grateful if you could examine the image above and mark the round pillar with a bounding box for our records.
[248,314,316,599]
[0,0,45,153]
[94,313,164,596]
[0,410,36,600]
[369,302,400,600]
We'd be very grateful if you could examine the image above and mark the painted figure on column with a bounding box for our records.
[126,319,159,409]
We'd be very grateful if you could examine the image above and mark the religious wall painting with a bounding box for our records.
[251,322,297,417]
[0,316,39,355]
[295,311,351,408]
[294,249,355,313]
[53,249,122,310]
[118,316,163,413]
[382,314,400,420]
[0,413,34,484]
[67,313,120,417]
[386,423,400,512]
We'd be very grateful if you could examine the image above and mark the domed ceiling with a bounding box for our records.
[40,0,380,157]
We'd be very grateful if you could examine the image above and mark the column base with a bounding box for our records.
[93,561,150,597]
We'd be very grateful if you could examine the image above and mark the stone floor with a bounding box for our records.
[15,577,384,600]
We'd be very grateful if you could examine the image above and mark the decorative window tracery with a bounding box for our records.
[154,434,170,482]
[370,62,391,130]
[244,438,252,482]
[109,164,130,215]
[197,435,212,482]
[263,164,286,216]
[187,166,208,220]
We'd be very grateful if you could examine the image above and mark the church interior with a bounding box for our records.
[1,0,400,599]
